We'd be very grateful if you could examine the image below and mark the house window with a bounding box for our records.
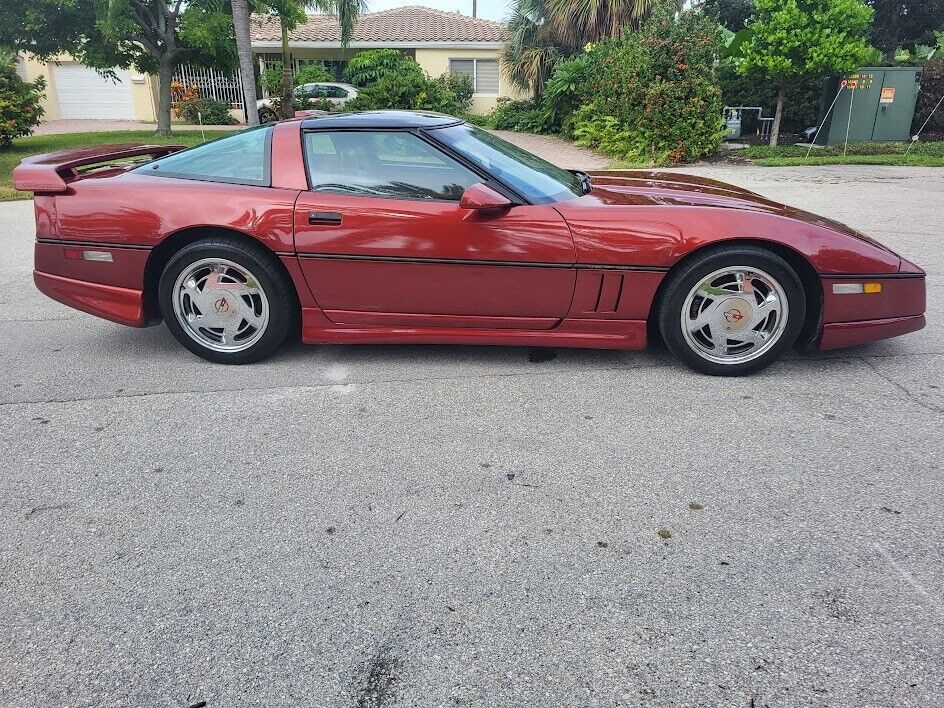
[449,58,499,95]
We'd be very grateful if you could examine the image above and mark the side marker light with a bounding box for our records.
[832,283,882,295]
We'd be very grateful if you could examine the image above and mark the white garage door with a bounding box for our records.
[53,64,135,120]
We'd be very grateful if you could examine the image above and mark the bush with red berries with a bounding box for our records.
[569,6,726,165]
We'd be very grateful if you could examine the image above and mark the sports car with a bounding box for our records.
[14,111,926,375]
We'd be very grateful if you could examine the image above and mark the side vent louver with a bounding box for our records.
[589,272,624,314]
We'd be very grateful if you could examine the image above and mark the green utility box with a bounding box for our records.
[814,66,922,145]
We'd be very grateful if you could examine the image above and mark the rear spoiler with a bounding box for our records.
[12,143,185,193]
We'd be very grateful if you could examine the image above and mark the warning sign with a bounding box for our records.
[880,87,896,103]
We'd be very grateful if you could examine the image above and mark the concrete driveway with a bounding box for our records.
[0,164,942,707]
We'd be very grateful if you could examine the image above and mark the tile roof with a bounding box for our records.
[250,5,507,44]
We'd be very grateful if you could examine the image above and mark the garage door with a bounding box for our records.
[53,64,135,120]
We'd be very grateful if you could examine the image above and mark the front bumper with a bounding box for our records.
[820,314,925,349]
[819,272,926,349]
[34,270,147,327]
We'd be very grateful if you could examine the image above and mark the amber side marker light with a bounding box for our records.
[832,283,882,295]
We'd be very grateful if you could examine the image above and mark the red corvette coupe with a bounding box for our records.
[15,111,926,375]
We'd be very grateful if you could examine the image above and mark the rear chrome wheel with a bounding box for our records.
[680,266,788,365]
[658,246,806,376]
[172,258,270,353]
[158,237,296,364]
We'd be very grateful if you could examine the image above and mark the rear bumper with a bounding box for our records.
[34,270,148,327]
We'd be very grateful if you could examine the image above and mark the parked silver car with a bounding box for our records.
[257,82,359,121]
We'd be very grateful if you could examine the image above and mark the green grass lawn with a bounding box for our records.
[741,141,944,167]
[1,130,230,201]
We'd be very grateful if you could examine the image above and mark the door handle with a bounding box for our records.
[308,211,342,226]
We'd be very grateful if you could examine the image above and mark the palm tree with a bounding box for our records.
[501,0,562,100]
[546,0,658,45]
[231,0,260,125]
[332,0,368,58]
[270,0,367,118]
[502,0,661,98]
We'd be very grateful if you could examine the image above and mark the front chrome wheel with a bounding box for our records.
[680,266,788,365]
[171,258,269,353]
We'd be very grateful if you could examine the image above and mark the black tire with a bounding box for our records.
[657,245,806,376]
[158,236,296,364]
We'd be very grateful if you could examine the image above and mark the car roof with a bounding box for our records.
[299,110,463,130]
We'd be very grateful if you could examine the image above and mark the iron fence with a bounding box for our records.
[172,64,245,107]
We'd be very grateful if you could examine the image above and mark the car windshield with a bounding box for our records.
[430,123,584,204]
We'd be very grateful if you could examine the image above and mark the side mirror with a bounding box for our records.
[459,183,512,212]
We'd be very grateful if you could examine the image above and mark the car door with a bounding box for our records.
[293,129,576,329]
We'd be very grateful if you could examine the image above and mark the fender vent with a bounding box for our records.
[589,271,625,314]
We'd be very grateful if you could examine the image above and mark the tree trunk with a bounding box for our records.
[231,0,259,126]
[280,20,294,119]
[156,57,174,136]
[769,83,786,147]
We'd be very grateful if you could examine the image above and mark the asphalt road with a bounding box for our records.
[1,165,942,708]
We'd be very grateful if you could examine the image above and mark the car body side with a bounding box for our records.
[22,118,926,351]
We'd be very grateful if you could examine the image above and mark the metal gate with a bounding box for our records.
[172,65,245,107]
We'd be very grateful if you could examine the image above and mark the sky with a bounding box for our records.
[363,0,510,22]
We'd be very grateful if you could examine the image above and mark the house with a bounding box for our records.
[250,5,523,114]
[18,54,161,122]
[18,5,520,123]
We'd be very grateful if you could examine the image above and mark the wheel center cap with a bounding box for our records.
[721,297,752,332]
[209,289,239,320]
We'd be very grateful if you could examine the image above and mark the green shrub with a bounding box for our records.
[491,98,546,132]
[260,64,284,96]
[459,112,491,127]
[0,56,45,148]
[344,49,418,86]
[432,73,473,110]
[540,53,592,134]
[261,62,333,96]
[572,7,726,164]
[344,54,472,115]
[295,62,332,84]
[915,59,944,134]
[175,96,237,125]
[572,105,638,158]
[295,96,336,112]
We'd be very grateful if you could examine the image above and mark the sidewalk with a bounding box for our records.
[34,119,244,135]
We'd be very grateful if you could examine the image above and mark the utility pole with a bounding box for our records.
[472,0,476,17]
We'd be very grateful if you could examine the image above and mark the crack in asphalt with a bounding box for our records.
[857,357,944,414]
[0,316,77,324]
[0,362,676,407]
[1,351,940,412]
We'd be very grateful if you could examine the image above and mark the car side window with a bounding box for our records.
[324,86,347,98]
[303,130,479,201]
[134,125,271,186]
